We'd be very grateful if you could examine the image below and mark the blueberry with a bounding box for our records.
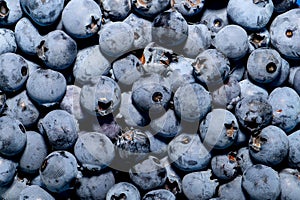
[26,68,67,107]
[150,108,182,138]
[193,49,230,88]
[217,176,246,200]
[0,52,28,93]
[0,116,27,157]
[131,73,172,112]
[273,0,296,13]
[235,128,251,147]
[62,0,102,38]
[212,77,241,109]
[173,0,205,18]
[132,0,170,19]
[270,8,300,60]
[80,75,121,116]
[227,0,274,31]
[168,133,211,172]
[75,170,115,200]
[288,130,300,168]
[106,182,141,200]
[100,0,131,21]
[0,156,17,186]
[268,87,300,132]
[289,66,300,95]
[236,147,254,173]
[98,21,134,58]
[279,168,300,200]
[116,129,151,165]
[129,156,167,191]
[200,108,239,149]
[235,95,273,133]
[39,151,78,193]
[36,30,77,70]
[19,185,55,200]
[4,90,39,128]
[248,28,271,52]
[239,79,269,100]
[0,28,17,54]
[23,58,40,76]
[201,7,229,36]
[145,130,168,158]
[112,54,142,86]
[73,45,111,86]
[229,61,246,82]
[124,13,153,49]
[182,24,212,59]
[247,48,282,84]
[14,17,42,56]
[19,131,48,175]
[214,25,248,60]
[242,164,280,200]
[142,189,176,200]
[20,0,64,26]
[0,0,22,26]
[249,125,289,167]
[117,91,150,127]
[38,110,79,150]
[173,83,212,122]
[74,132,115,172]
[182,170,218,200]
[60,85,85,121]
[211,152,238,181]
[152,10,188,49]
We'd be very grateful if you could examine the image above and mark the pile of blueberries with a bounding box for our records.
[0,0,300,199]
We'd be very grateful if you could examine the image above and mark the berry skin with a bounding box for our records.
[99,21,134,58]
[182,170,218,200]
[199,108,239,150]
[19,131,48,174]
[236,147,254,173]
[73,45,111,86]
[201,7,229,36]
[0,156,17,186]
[38,110,79,150]
[62,0,102,38]
[279,168,300,200]
[4,90,39,128]
[19,185,55,200]
[36,30,77,71]
[249,125,289,167]
[0,52,28,93]
[152,10,188,48]
[129,156,167,191]
[131,0,170,19]
[268,87,300,133]
[0,90,5,114]
[173,0,205,18]
[288,130,300,168]
[168,133,211,172]
[100,0,131,21]
[173,83,212,122]
[217,176,246,200]
[0,116,27,157]
[26,68,67,107]
[39,151,78,193]
[75,171,115,200]
[20,0,64,26]
[242,164,280,200]
[74,132,115,172]
[227,0,274,31]
[0,0,23,26]
[235,95,273,133]
[0,28,17,54]
[211,152,238,181]
[239,79,268,100]
[213,25,249,60]
[270,8,300,60]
